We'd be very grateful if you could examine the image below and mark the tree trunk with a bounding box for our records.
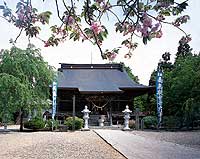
[19,109,24,132]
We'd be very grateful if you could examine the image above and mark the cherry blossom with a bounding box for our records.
[0,0,190,60]
[90,22,104,35]
[179,35,192,45]
[156,30,163,38]
[64,15,75,25]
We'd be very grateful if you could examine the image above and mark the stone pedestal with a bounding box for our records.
[81,106,91,131]
[122,105,132,131]
[4,124,7,130]
[98,115,105,127]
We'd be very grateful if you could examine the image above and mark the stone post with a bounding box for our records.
[28,109,32,121]
[122,105,132,130]
[135,108,140,130]
[81,105,91,131]
[141,118,144,131]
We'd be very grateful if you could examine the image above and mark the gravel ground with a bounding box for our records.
[1,125,199,159]
[130,130,200,149]
[0,126,125,159]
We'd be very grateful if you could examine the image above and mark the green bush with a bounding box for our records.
[163,116,181,129]
[143,116,158,129]
[64,116,83,130]
[129,119,136,129]
[46,119,59,130]
[24,117,45,130]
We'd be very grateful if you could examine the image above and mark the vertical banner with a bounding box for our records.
[156,68,163,128]
[52,81,57,120]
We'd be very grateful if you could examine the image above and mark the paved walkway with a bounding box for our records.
[94,130,200,159]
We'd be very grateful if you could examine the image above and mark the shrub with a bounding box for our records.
[143,116,158,129]
[24,117,45,130]
[64,116,83,130]
[162,116,181,129]
[129,119,136,129]
[46,119,59,130]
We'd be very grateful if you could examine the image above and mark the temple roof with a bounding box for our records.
[57,63,154,94]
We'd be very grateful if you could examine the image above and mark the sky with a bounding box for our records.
[0,0,199,85]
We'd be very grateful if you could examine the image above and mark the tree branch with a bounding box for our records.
[122,0,138,24]
[147,13,187,36]
[86,0,104,59]
[14,28,24,43]
[55,0,64,22]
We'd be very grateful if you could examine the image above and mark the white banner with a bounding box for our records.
[156,70,163,127]
[52,81,57,119]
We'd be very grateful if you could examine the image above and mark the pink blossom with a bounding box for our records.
[108,52,117,61]
[44,41,50,47]
[157,2,170,8]
[128,25,134,33]
[151,23,160,32]
[17,12,24,21]
[80,32,88,40]
[64,16,75,25]
[173,15,190,27]
[125,43,131,48]
[102,3,111,10]
[90,22,104,34]
[95,0,104,3]
[179,35,192,45]
[156,14,165,21]
[141,27,148,37]
[182,15,190,22]
[135,24,141,32]
[143,14,152,27]
[124,53,131,58]
[156,30,163,38]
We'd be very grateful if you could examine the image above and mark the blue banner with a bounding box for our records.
[156,69,163,127]
[52,81,57,119]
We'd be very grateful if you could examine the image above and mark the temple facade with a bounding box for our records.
[51,63,154,126]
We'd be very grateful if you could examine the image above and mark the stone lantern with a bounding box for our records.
[122,105,132,130]
[81,105,91,130]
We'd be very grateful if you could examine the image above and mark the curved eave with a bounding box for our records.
[79,90,124,95]
[119,86,155,90]
[119,86,155,96]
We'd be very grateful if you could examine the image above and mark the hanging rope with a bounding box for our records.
[86,96,111,111]
[90,100,109,111]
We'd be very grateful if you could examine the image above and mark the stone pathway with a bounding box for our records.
[94,129,200,159]
[0,126,125,159]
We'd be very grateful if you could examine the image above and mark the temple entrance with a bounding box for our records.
[86,96,111,126]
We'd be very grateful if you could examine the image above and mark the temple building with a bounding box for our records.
[53,63,154,126]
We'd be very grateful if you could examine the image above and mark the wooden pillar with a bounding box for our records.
[109,101,113,126]
[72,95,76,131]
[117,96,120,110]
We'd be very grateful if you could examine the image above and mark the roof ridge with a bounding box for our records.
[59,63,124,70]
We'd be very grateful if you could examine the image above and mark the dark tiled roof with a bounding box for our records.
[57,64,153,94]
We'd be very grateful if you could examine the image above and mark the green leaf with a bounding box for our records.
[139,2,144,10]
[160,9,171,16]
[121,39,129,45]
[69,32,75,39]
[143,37,148,45]
[73,33,80,41]
[98,33,103,41]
